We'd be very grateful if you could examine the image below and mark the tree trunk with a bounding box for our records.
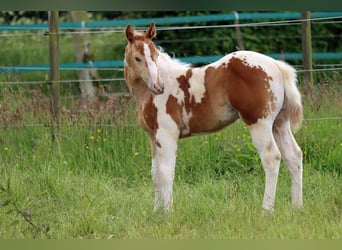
[68,11,100,101]
[233,11,245,50]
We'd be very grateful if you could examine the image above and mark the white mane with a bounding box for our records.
[157,47,192,69]
[156,47,192,84]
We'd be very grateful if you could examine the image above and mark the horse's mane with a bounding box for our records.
[157,46,192,69]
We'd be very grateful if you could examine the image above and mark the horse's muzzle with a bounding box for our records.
[151,82,164,95]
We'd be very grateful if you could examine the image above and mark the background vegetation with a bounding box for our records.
[0,11,341,239]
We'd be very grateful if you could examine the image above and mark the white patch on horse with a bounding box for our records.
[165,82,192,136]
[153,95,180,135]
[175,89,185,105]
[143,43,159,86]
[181,109,192,135]
[167,84,185,107]
[188,68,206,104]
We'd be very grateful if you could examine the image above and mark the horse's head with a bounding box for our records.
[124,23,164,95]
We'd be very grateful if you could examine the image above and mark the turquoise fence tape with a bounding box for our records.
[1,12,342,74]
[1,52,342,74]
[0,12,342,31]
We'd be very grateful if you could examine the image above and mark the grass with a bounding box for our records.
[0,158,341,239]
[0,82,341,239]
[0,28,341,239]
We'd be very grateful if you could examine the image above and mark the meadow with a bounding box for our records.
[0,29,341,239]
[0,78,341,239]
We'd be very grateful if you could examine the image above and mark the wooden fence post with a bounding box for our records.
[301,11,313,94]
[48,11,60,142]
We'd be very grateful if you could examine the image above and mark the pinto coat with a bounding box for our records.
[124,23,303,213]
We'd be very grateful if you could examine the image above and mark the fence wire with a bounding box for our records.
[1,14,342,83]
[1,116,341,129]
[0,13,341,129]
[1,68,342,86]
[0,15,341,37]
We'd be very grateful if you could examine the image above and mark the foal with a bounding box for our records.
[124,23,303,213]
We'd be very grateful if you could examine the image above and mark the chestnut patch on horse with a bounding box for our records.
[140,96,158,135]
[176,69,193,113]
[155,140,162,148]
[174,68,230,135]
[131,37,146,52]
[207,57,276,125]
[166,95,184,131]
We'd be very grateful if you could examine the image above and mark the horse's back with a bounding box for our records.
[214,50,283,73]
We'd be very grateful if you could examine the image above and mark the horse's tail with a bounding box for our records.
[276,60,303,133]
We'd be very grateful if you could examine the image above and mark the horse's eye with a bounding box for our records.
[134,56,141,62]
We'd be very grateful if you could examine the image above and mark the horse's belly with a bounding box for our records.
[181,104,239,137]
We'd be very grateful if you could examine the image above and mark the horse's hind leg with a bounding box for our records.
[248,119,281,212]
[273,114,303,208]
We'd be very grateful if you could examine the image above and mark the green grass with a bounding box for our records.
[0,83,341,239]
[0,154,341,239]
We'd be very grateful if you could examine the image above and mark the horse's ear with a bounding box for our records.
[125,25,134,43]
[145,23,157,39]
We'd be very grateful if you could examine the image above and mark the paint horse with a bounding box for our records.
[124,23,303,213]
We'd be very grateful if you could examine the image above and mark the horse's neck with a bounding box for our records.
[130,79,151,103]
[158,54,191,84]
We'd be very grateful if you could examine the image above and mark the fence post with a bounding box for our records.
[301,11,313,94]
[233,11,245,50]
[48,11,60,142]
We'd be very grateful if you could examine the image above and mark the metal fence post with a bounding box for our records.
[48,11,60,142]
[301,11,313,94]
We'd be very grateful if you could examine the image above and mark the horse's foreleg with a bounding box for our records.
[249,120,281,213]
[150,130,178,212]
